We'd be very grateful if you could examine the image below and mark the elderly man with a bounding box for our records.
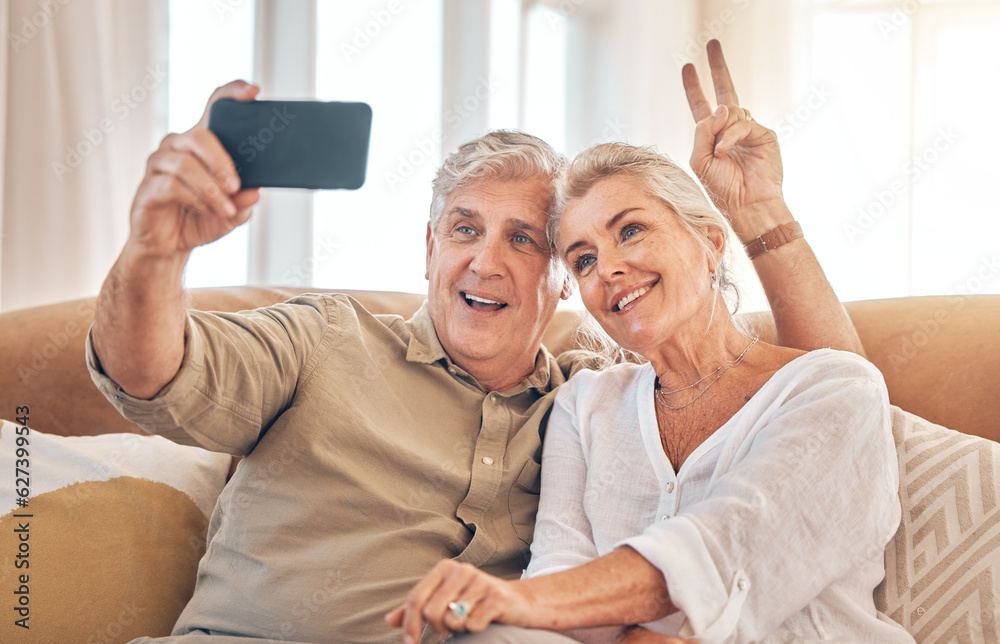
[89,42,862,644]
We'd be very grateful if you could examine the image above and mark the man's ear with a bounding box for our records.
[560,273,575,300]
[425,222,434,281]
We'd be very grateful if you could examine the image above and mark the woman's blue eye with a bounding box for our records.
[575,255,595,273]
[622,224,640,240]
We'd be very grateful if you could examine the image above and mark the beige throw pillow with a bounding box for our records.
[876,406,1000,642]
[0,420,230,643]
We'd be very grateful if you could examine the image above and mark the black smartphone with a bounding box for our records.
[208,99,372,190]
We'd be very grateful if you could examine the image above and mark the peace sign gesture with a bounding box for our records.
[682,40,792,242]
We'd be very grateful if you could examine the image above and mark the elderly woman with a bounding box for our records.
[387,47,913,644]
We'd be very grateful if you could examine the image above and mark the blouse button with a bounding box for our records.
[738,577,749,591]
[667,482,675,493]
[482,457,494,465]
[661,514,671,521]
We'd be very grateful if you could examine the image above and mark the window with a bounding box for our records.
[311,0,443,295]
[523,4,568,153]
[168,0,255,288]
[310,0,568,295]
[783,1,1000,301]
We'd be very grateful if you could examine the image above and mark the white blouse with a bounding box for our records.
[525,349,914,643]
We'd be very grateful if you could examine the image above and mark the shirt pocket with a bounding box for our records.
[508,458,541,546]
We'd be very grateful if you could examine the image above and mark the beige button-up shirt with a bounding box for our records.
[87,294,575,644]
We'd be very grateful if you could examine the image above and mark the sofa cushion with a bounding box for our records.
[0,419,230,642]
[876,407,1000,641]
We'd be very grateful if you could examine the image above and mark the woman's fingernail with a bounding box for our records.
[714,105,724,116]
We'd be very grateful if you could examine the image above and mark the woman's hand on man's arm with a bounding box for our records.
[386,547,676,642]
[385,560,533,642]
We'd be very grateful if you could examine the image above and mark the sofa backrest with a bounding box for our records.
[1,288,997,442]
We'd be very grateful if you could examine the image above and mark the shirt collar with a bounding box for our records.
[406,301,449,365]
[405,300,559,395]
[519,345,557,393]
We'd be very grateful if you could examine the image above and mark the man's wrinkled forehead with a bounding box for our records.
[439,176,553,224]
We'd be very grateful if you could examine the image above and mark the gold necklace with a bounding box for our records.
[654,337,758,411]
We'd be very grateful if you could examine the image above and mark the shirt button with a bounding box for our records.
[482,457,494,465]
[661,514,670,521]
[667,482,675,493]
[738,577,749,591]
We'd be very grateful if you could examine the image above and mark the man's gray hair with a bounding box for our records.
[429,131,567,243]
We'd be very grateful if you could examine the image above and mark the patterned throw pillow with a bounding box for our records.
[0,419,230,643]
[876,407,1000,642]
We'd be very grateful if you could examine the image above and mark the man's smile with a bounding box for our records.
[462,291,509,312]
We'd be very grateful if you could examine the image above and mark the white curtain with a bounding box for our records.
[0,0,168,312]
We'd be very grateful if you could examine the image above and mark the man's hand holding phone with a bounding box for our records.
[95,80,266,402]
[128,80,372,261]
[128,80,261,260]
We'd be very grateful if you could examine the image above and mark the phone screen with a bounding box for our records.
[208,99,372,190]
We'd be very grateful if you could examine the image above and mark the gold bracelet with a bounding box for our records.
[744,221,803,260]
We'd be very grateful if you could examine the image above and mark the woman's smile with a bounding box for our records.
[612,280,657,313]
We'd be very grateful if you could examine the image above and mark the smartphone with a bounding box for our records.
[208,99,372,190]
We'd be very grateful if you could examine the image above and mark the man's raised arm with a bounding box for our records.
[682,40,864,355]
[92,81,262,399]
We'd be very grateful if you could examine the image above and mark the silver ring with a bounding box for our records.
[448,601,470,619]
